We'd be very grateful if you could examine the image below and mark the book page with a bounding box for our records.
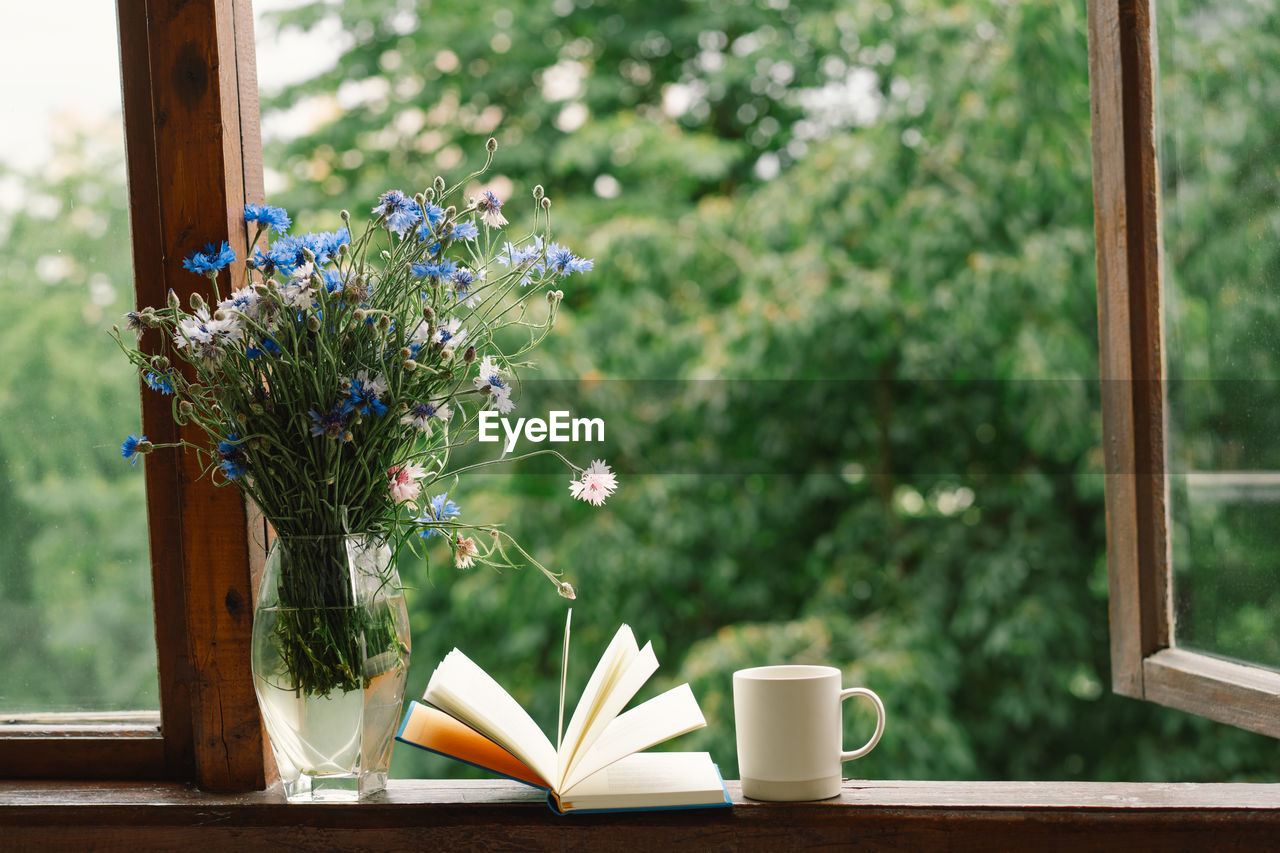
[555,624,640,785]
[560,682,707,792]
[558,608,572,751]
[423,648,558,785]
[556,752,727,812]
[559,641,658,788]
[397,702,549,789]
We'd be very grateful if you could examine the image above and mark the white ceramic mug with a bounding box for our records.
[733,664,886,801]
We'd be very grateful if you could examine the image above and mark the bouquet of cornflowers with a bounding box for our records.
[114,141,617,694]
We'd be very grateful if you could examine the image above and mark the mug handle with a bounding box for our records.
[839,687,886,762]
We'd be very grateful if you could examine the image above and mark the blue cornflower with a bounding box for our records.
[245,337,282,360]
[321,268,345,293]
[308,404,349,441]
[144,371,175,395]
[345,371,388,417]
[247,247,280,276]
[418,492,461,538]
[217,433,247,480]
[314,227,350,263]
[423,202,445,229]
[121,434,147,465]
[243,203,292,233]
[546,243,594,277]
[411,259,459,280]
[182,241,237,276]
[373,190,422,237]
[496,237,545,285]
[452,268,477,303]
[451,221,479,241]
[265,235,309,274]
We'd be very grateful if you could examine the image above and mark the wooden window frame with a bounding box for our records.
[0,0,269,788]
[1090,0,1280,736]
[3,6,1277,844]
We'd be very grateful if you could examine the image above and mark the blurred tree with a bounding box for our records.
[254,0,1280,782]
[0,124,157,712]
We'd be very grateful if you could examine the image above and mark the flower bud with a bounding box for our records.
[533,185,544,200]
[558,581,576,600]
[433,176,446,195]
[422,305,435,321]
[541,197,552,210]
[306,315,321,333]
[342,430,354,443]
[214,310,228,321]
[423,187,435,203]
[310,273,322,288]
[398,402,410,412]
[378,315,392,331]
[486,137,498,153]
[353,309,367,322]
[400,347,412,360]
[404,359,419,371]
[178,400,195,421]
[302,247,317,264]
[337,242,349,258]
[464,345,476,364]
[340,209,351,222]
[153,356,170,369]
[444,205,456,221]
[168,290,181,310]
[189,292,207,311]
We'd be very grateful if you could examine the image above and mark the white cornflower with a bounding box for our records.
[400,399,452,433]
[569,459,618,507]
[473,355,514,414]
[217,286,262,322]
[435,317,468,349]
[174,309,242,362]
[277,275,316,311]
[476,190,508,228]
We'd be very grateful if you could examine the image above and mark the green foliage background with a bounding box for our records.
[2,0,1278,781]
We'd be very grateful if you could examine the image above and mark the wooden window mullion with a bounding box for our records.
[118,0,267,790]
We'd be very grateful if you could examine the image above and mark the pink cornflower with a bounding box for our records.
[454,534,479,569]
[388,462,427,503]
[569,459,617,507]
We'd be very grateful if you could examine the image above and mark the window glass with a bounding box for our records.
[0,4,158,713]
[1159,0,1280,671]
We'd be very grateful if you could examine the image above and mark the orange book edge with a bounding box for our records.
[396,701,551,790]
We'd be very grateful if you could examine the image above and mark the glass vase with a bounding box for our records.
[251,533,411,802]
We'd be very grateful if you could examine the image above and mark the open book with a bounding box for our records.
[396,612,731,814]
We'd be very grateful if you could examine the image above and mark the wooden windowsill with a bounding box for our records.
[3,779,1278,850]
